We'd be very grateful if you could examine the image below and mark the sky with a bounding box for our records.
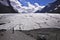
[18,0,56,6]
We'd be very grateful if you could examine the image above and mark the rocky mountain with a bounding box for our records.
[35,0,60,13]
[0,0,44,13]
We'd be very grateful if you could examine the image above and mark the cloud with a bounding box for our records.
[10,0,45,13]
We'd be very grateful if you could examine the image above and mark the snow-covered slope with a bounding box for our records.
[0,14,60,30]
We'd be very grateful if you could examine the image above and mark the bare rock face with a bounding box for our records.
[0,14,60,30]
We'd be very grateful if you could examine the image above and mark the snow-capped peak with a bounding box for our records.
[1,0,45,13]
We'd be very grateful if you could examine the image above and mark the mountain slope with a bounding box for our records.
[35,0,60,13]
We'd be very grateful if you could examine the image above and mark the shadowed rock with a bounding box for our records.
[0,0,18,13]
